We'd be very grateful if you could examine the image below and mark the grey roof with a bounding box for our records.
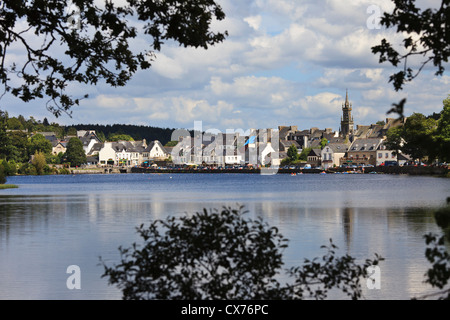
[280,140,300,148]
[52,141,68,148]
[326,143,349,153]
[349,138,383,152]
[278,126,298,138]
[111,141,146,153]
[42,135,58,143]
[327,137,348,144]
[90,143,103,152]
[80,132,101,146]
[308,148,322,157]
[144,140,168,154]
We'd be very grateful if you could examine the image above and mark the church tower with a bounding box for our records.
[340,90,354,138]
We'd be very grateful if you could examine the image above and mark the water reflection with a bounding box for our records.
[342,207,354,250]
[1,173,449,300]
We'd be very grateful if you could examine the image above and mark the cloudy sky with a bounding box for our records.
[3,0,449,132]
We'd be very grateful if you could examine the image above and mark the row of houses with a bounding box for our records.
[38,131,170,166]
[314,138,410,169]
[276,118,410,168]
[37,119,408,169]
[169,129,280,167]
[33,92,410,169]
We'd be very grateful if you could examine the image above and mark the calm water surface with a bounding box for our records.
[1,173,449,300]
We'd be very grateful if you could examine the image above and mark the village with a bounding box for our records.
[35,92,413,172]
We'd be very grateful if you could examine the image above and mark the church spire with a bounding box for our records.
[340,90,354,138]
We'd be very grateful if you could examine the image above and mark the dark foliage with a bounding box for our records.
[69,123,178,145]
[101,207,384,300]
[65,137,86,167]
[0,0,227,116]
[372,0,449,92]
[0,164,6,184]
[420,233,450,300]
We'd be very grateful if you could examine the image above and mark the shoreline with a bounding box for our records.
[0,184,19,189]
[128,166,449,177]
[5,165,449,177]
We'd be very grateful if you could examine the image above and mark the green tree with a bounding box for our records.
[7,131,30,163]
[0,110,12,159]
[0,0,227,117]
[435,95,450,162]
[32,151,47,175]
[66,127,77,137]
[165,141,179,147]
[96,131,106,143]
[401,113,437,163]
[65,138,86,167]
[299,147,312,161]
[17,115,27,129]
[287,144,299,163]
[29,134,53,155]
[0,164,6,184]
[384,126,404,163]
[101,207,383,300]
[6,117,24,130]
[0,160,16,176]
[320,138,328,149]
[108,134,135,142]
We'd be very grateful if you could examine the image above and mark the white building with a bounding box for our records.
[98,140,169,166]
[321,143,349,169]
[376,141,410,166]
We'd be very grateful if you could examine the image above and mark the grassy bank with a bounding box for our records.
[0,184,18,189]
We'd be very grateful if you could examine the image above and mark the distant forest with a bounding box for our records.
[70,124,178,145]
[2,111,182,146]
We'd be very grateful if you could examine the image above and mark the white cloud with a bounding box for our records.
[2,0,449,133]
[152,54,186,80]
[244,16,262,31]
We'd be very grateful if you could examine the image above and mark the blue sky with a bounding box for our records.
[2,0,449,133]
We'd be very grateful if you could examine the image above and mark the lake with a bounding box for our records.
[0,173,449,300]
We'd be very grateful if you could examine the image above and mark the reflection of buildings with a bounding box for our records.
[342,207,355,250]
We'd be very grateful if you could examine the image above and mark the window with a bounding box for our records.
[378,153,382,158]
[385,153,389,158]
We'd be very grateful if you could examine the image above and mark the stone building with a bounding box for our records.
[340,90,355,139]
